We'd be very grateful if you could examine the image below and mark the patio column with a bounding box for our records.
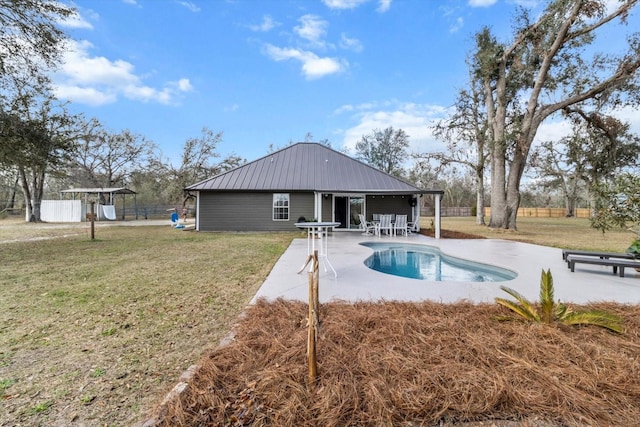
[194,191,200,231]
[435,193,442,239]
[315,192,323,222]
[413,194,420,231]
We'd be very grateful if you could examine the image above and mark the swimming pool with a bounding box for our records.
[361,242,517,282]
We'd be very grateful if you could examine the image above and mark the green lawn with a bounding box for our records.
[426,216,637,252]
[0,224,296,426]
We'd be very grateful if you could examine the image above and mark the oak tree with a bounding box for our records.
[474,0,640,230]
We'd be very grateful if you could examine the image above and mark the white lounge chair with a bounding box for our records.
[358,214,375,235]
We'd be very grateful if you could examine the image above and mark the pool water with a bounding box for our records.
[361,242,517,282]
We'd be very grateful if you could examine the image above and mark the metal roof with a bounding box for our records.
[60,187,137,195]
[186,142,442,194]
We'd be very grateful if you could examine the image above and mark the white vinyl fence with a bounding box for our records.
[40,200,83,222]
[40,200,118,222]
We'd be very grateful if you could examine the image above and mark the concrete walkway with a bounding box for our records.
[252,232,640,305]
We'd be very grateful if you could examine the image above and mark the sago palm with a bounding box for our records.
[495,269,624,333]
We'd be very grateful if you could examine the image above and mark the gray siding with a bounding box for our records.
[321,194,332,222]
[199,192,315,231]
[365,195,413,221]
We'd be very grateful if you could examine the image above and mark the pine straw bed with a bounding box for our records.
[155,299,640,426]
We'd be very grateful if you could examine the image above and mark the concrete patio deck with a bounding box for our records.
[252,231,640,305]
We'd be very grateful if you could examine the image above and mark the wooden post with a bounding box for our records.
[307,250,319,388]
[90,201,95,240]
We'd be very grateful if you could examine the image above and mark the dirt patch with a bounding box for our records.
[154,299,640,426]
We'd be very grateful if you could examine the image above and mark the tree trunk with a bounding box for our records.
[18,166,46,222]
[504,137,533,230]
[18,168,34,222]
[488,133,510,228]
[561,175,577,217]
[32,168,45,222]
[475,171,485,225]
[8,174,19,209]
[488,156,508,228]
[565,196,575,217]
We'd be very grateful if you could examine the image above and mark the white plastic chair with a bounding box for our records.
[394,214,409,236]
[358,214,375,235]
[378,214,393,236]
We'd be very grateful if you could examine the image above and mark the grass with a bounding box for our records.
[0,222,296,426]
[430,216,637,252]
[0,216,638,426]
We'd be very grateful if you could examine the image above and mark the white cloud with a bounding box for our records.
[175,78,193,92]
[59,10,94,29]
[332,104,355,115]
[249,15,279,32]
[469,0,498,7]
[322,0,392,12]
[122,0,139,5]
[533,119,573,143]
[335,102,449,154]
[302,56,344,79]
[294,15,328,48]
[53,40,192,106]
[532,105,640,145]
[340,33,363,52]
[322,0,369,9]
[54,85,116,107]
[612,105,640,135]
[450,16,464,33]
[264,44,346,79]
[601,0,628,15]
[261,13,355,79]
[377,0,392,12]
[508,0,541,7]
[177,1,201,12]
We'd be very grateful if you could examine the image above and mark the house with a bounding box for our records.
[185,142,444,236]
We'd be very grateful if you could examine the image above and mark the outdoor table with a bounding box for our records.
[295,221,340,278]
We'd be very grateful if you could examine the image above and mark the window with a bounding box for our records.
[273,193,289,221]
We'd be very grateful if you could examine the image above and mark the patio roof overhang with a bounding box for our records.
[60,187,137,195]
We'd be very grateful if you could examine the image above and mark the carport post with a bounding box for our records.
[90,201,95,240]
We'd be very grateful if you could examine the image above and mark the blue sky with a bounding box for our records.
[54,0,639,166]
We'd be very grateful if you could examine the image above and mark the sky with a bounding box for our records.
[53,0,640,167]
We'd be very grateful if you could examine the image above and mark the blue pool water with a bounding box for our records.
[361,242,517,282]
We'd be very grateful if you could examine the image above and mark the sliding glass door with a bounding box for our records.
[334,195,364,230]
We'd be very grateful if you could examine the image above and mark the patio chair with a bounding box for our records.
[378,214,393,236]
[394,214,409,236]
[358,214,376,235]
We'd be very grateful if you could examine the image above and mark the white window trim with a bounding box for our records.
[272,193,290,221]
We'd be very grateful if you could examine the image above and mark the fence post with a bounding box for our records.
[307,250,319,388]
